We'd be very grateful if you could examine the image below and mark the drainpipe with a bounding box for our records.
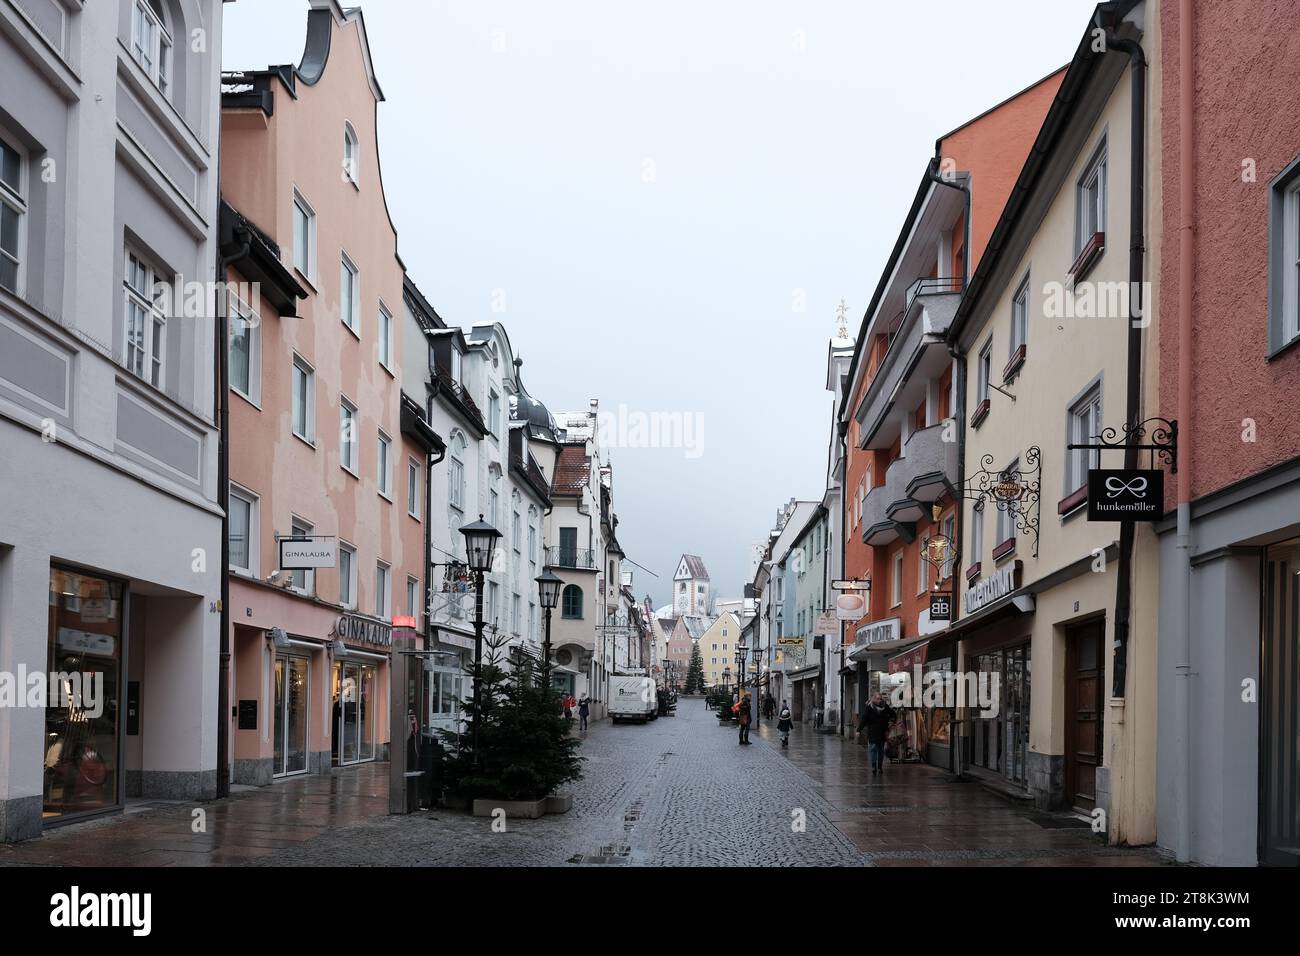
[215,211,250,801]
[425,426,446,652]
[1102,20,1147,705]
[1174,0,1195,863]
[838,420,848,737]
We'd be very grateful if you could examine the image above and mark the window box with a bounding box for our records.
[1002,343,1027,383]
[1057,485,1088,516]
[969,398,991,428]
[992,537,1016,562]
[1069,231,1105,285]
[965,561,982,583]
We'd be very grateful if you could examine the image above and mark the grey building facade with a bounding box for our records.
[0,0,226,841]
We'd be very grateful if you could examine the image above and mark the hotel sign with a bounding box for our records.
[964,561,1021,614]
[855,617,900,647]
[280,536,337,570]
[1086,469,1163,522]
[333,613,393,648]
[928,592,952,622]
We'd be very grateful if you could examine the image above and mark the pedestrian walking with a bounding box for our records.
[857,692,896,774]
[777,702,793,748]
[563,694,574,720]
[578,695,589,734]
[763,694,775,720]
[737,692,752,745]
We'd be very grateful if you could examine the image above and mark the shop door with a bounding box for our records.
[1004,645,1031,786]
[1064,621,1104,811]
[273,656,309,776]
[1262,540,1300,865]
[333,661,376,765]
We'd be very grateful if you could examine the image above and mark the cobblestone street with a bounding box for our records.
[0,698,1171,866]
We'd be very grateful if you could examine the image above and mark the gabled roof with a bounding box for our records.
[552,444,591,496]
[675,554,710,581]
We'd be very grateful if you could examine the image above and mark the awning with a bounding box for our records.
[848,633,927,668]
[888,640,929,673]
[789,664,821,681]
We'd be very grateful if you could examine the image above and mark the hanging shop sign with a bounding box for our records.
[815,611,839,635]
[928,592,952,622]
[964,561,1022,615]
[332,613,393,648]
[1086,468,1163,522]
[831,579,872,591]
[279,536,336,570]
[835,590,868,620]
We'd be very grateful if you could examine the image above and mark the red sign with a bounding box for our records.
[888,642,929,674]
[391,615,418,629]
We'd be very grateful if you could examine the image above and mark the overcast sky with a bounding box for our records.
[223,0,1096,607]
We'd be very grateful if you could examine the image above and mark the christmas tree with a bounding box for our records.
[684,642,706,694]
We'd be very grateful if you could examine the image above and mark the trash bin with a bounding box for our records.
[418,733,443,809]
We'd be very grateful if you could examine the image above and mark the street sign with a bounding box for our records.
[1086,468,1163,522]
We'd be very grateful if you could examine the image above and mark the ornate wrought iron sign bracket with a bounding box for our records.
[961,445,1043,557]
[1067,417,1178,473]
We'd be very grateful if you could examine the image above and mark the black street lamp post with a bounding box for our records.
[535,567,563,693]
[460,515,501,768]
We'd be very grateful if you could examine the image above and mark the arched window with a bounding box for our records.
[562,585,583,619]
[343,122,359,183]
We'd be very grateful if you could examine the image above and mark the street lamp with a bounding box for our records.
[723,666,731,697]
[535,567,563,694]
[460,515,501,767]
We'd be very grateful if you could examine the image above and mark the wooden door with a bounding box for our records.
[1064,620,1104,812]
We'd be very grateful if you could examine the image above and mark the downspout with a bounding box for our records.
[215,213,250,801]
[425,429,446,652]
[1174,0,1195,863]
[838,420,848,737]
[930,155,970,777]
[1102,22,1147,705]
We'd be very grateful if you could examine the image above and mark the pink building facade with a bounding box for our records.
[1154,0,1300,865]
[218,3,436,783]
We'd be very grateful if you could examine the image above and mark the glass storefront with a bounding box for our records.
[967,642,1031,787]
[273,655,309,776]
[332,660,376,765]
[44,568,124,822]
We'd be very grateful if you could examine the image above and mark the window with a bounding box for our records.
[340,254,359,333]
[1010,273,1029,356]
[343,122,359,183]
[339,543,356,608]
[562,584,583,619]
[527,515,537,563]
[407,576,419,618]
[378,304,393,369]
[1066,384,1103,493]
[292,191,316,281]
[130,0,172,97]
[228,486,257,573]
[977,338,993,402]
[919,535,930,594]
[124,250,166,387]
[290,517,313,592]
[511,594,521,635]
[292,355,314,442]
[997,459,1019,547]
[448,433,465,511]
[512,509,521,553]
[377,431,392,498]
[488,391,500,436]
[0,134,25,294]
[339,397,357,473]
[1077,142,1107,254]
[970,503,984,568]
[450,346,462,383]
[1269,161,1300,353]
[891,550,903,607]
[229,295,260,402]
[489,488,499,527]
[375,562,391,617]
[407,457,420,517]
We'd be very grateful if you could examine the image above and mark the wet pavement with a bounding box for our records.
[0,698,1171,866]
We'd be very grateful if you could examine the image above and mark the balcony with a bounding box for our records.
[545,547,598,570]
[861,424,958,547]
[431,362,488,435]
[855,278,962,449]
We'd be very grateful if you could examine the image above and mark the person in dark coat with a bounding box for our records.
[776,701,793,748]
[737,692,753,745]
[858,692,896,774]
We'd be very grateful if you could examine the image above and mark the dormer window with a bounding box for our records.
[450,346,462,382]
[343,122,359,184]
[130,0,172,99]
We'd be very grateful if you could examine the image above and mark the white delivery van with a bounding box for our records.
[608,675,657,724]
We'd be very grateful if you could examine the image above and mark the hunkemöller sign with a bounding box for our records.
[964,562,1021,614]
